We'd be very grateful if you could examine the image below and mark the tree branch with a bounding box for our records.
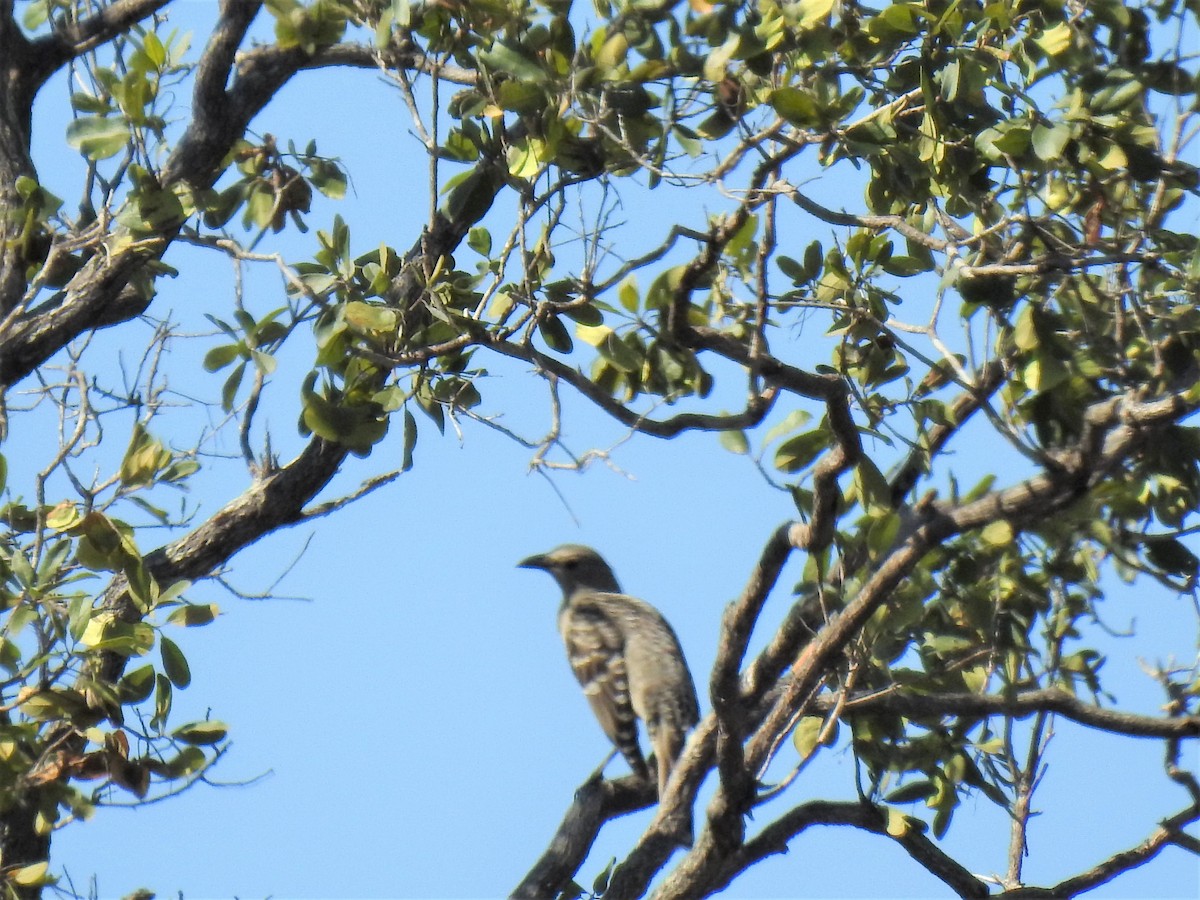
[676,800,989,899]
[709,522,802,845]
[809,687,1200,740]
[29,0,171,77]
[2,2,319,391]
[1035,801,1200,897]
[511,775,656,899]
[236,38,479,86]
[483,335,779,438]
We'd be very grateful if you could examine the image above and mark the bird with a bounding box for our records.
[518,544,700,800]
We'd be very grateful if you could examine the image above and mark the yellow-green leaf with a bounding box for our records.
[506,136,550,180]
[11,861,50,887]
[575,324,612,347]
[792,716,824,758]
[46,501,82,531]
[980,520,1014,546]
[962,665,989,693]
[1034,22,1072,56]
[719,430,749,455]
[343,301,398,333]
[797,0,835,28]
[885,806,910,837]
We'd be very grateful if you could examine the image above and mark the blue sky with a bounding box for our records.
[9,1,1198,897]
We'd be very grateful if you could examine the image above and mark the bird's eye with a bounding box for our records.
[564,559,578,570]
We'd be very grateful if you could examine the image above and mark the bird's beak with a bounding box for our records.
[517,553,550,570]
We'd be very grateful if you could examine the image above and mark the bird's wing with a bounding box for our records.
[590,595,700,799]
[560,599,649,780]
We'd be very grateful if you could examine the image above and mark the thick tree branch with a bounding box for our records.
[2,2,315,391]
[29,0,171,76]
[237,39,479,86]
[512,776,656,899]
[164,0,271,185]
[709,522,801,843]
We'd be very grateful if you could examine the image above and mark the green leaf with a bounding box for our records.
[166,746,207,777]
[119,664,157,705]
[597,332,642,373]
[468,226,492,256]
[770,87,821,127]
[792,716,825,758]
[762,410,812,447]
[1032,123,1071,162]
[160,636,191,689]
[976,124,1031,160]
[80,619,155,656]
[402,409,417,472]
[796,0,834,29]
[507,136,550,180]
[7,549,34,592]
[538,315,573,353]
[442,168,500,227]
[885,780,936,804]
[46,501,82,531]
[1013,305,1039,351]
[343,301,398,333]
[980,520,1014,546]
[1144,538,1200,578]
[478,40,548,83]
[775,430,828,473]
[65,116,131,160]
[23,1,51,29]
[152,673,172,731]
[719,430,749,455]
[165,603,220,627]
[854,456,891,511]
[141,31,167,69]
[10,862,50,888]
[561,303,603,326]
[962,665,990,693]
[250,349,277,375]
[594,31,629,73]
[1033,21,1072,56]
[218,361,245,413]
[496,81,547,114]
[173,720,229,746]
[309,160,347,199]
[204,343,243,373]
[576,324,609,347]
[618,276,639,312]
[36,538,71,582]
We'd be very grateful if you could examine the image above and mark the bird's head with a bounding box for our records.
[518,544,622,596]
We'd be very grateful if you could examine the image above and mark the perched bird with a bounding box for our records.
[518,544,700,799]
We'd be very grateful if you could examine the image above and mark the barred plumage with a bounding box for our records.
[519,544,700,798]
